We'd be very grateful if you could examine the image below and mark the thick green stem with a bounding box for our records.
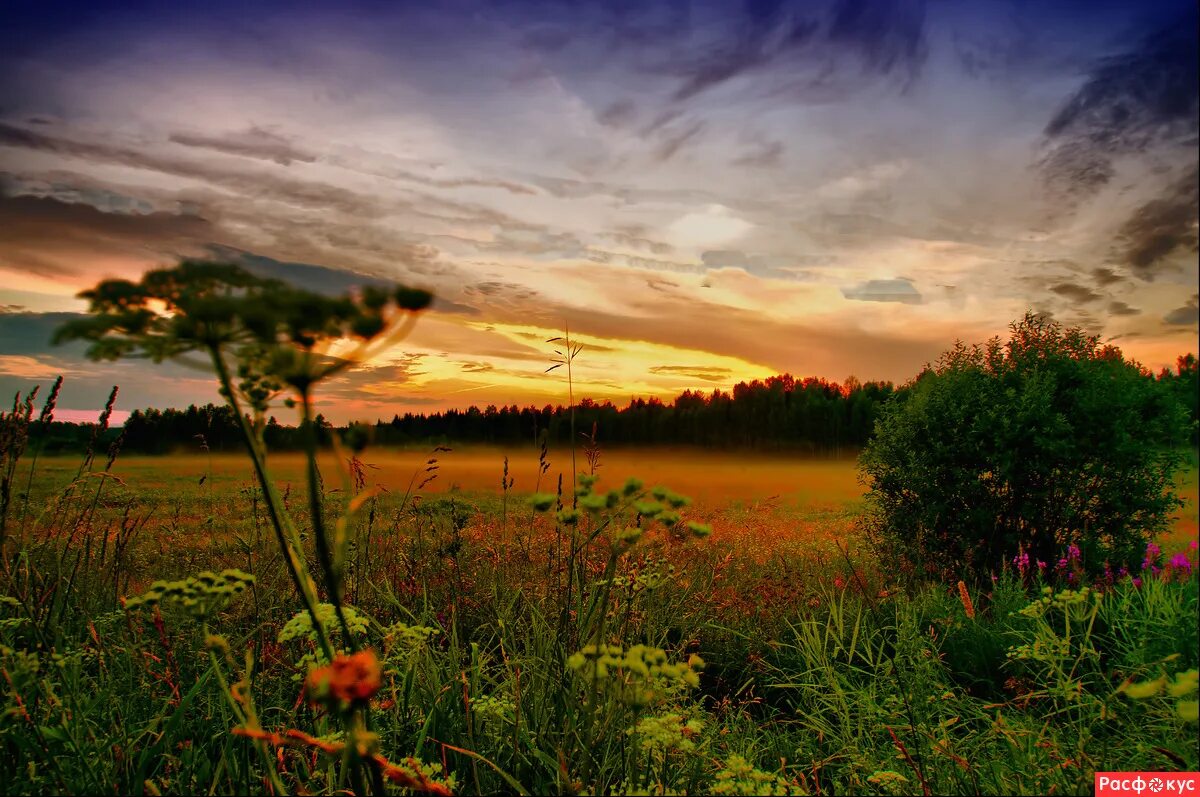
[208,346,334,660]
[300,388,356,648]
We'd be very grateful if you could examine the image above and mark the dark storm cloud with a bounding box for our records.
[1039,7,1198,201]
[1114,166,1199,275]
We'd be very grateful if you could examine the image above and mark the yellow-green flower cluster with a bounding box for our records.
[124,569,254,619]
[1006,637,1072,661]
[381,620,438,660]
[278,603,369,644]
[612,559,676,593]
[1017,585,1099,619]
[471,693,515,729]
[566,644,705,706]
[630,713,704,754]
[1120,668,1199,721]
[866,770,909,795]
[710,755,797,796]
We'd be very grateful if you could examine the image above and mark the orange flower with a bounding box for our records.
[956,580,975,620]
[306,649,383,707]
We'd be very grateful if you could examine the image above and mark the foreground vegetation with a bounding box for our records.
[1,261,1196,795]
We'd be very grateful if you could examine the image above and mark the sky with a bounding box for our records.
[0,0,1197,424]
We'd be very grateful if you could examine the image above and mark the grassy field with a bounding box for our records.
[2,443,1198,796]
[33,446,1200,552]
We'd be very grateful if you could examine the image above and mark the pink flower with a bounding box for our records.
[1169,553,1193,574]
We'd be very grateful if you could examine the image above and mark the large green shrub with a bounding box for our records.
[860,312,1190,582]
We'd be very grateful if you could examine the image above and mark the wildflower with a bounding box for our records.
[1168,552,1193,575]
[867,771,909,796]
[306,649,383,708]
[1067,543,1081,561]
[956,580,975,620]
[1143,542,1162,571]
[630,713,705,754]
[710,754,794,796]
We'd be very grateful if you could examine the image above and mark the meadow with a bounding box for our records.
[3,438,1197,796]
[2,272,1197,796]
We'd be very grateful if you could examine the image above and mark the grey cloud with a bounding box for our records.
[169,126,318,166]
[1049,281,1102,304]
[665,0,926,103]
[732,140,784,169]
[653,120,706,163]
[1107,300,1140,317]
[602,232,674,256]
[0,311,89,358]
[1163,295,1199,326]
[1115,166,1199,275]
[597,99,637,128]
[841,278,922,304]
[586,249,702,275]
[0,192,214,275]
[1039,11,1198,202]
[700,249,787,277]
[1091,267,1124,286]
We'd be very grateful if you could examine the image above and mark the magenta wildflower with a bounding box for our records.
[1168,552,1192,574]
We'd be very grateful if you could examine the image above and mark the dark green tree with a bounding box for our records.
[860,312,1191,582]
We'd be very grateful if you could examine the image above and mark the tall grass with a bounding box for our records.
[2,380,1196,795]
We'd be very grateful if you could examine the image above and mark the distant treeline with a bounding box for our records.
[23,355,1200,455]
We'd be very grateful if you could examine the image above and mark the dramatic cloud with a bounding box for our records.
[1115,166,1200,275]
[1039,7,1199,202]
[0,0,1196,419]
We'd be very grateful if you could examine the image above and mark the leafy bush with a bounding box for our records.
[860,312,1189,582]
